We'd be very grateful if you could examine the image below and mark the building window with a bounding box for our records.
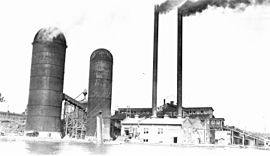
[144,128,149,134]
[158,128,163,134]
[124,127,130,135]
[173,112,177,117]
[143,139,148,142]
[173,137,178,143]
[201,110,204,114]
[211,120,215,125]
[216,120,220,125]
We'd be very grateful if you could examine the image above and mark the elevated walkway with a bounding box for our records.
[223,125,270,147]
[62,93,86,111]
[62,93,87,139]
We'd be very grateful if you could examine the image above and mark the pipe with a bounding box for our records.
[177,8,183,117]
[152,5,159,118]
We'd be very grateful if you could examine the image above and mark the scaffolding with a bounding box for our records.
[62,93,87,139]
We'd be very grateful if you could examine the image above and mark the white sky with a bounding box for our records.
[0,0,269,133]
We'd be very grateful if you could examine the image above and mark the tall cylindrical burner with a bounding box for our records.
[86,48,113,140]
[152,5,159,118]
[177,8,183,117]
[25,27,67,138]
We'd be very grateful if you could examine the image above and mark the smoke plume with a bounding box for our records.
[158,0,188,13]
[158,0,270,16]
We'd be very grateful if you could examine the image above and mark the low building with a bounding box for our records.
[120,115,210,144]
[0,111,26,123]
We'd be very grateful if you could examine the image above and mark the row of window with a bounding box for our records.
[185,110,211,115]
[143,139,149,142]
[164,110,211,117]
[210,120,223,125]
[143,128,163,135]
[158,128,163,134]
[120,110,212,116]
[120,111,151,114]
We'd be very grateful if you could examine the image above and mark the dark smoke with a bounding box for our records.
[158,0,270,16]
[158,0,186,14]
[179,0,251,16]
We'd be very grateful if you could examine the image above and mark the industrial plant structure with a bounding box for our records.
[86,48,113,140]
[25,27,67,138]
[110,5,269,146]
[21,5,270,147]
[152,4,183,119]
[111,101,223,144]
[24,24,114,140]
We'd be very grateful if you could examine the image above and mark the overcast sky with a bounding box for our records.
[0,0,269,133]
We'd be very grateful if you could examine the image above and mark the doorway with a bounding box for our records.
[173,137,177,143]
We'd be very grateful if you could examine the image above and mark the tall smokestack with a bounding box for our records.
[177,7,183,117]
[152,5,159,118]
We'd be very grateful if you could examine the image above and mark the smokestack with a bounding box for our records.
[177,7,183,117]
[152,5,159,118]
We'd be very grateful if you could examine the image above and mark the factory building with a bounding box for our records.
[112,102,224,126]
[0,111,26,123]
[112,103,270,146]
[120,115,210,144]
[111,102,224,144]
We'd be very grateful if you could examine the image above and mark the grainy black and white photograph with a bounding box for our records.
[0,0,270,155]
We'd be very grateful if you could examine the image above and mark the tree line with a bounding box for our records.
[0,93,5,102]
